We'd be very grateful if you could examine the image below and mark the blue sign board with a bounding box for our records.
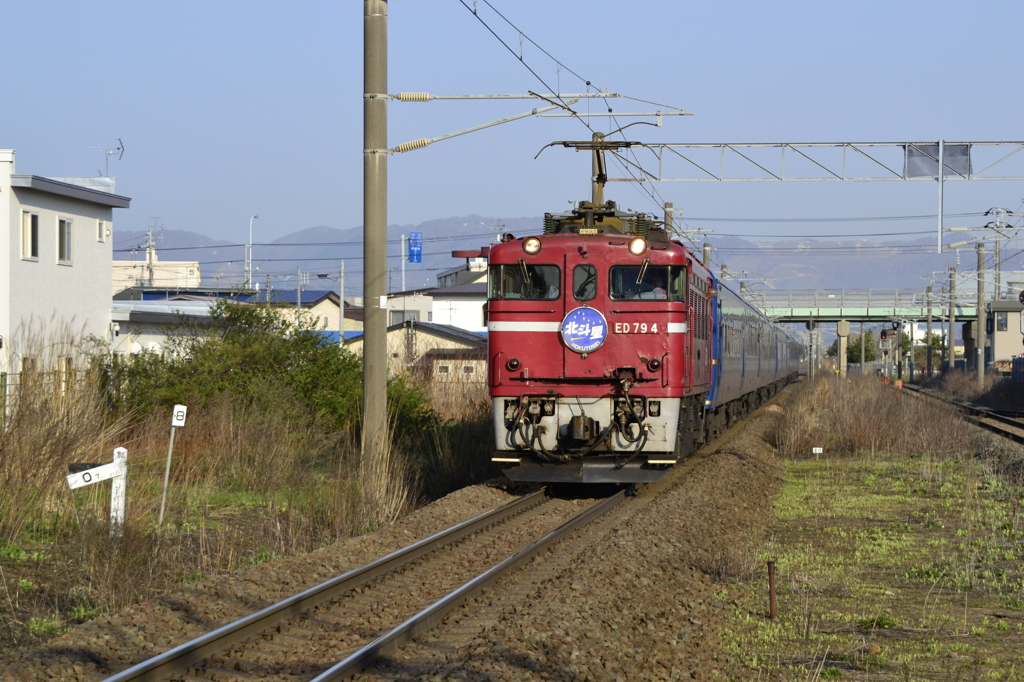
[409,232,423,263]
[560,307,608,354]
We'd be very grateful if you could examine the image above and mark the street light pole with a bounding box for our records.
[246,214,259,289]
[363,0,388,468]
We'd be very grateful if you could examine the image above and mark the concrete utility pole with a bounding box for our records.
[664,202,673,230]
[860,321,865,372]
[837,320,850,377]
[948,268,956,370]
[926,285,933,377]
[703,242,711,268]
[977,243,985,387]
[339,260,345,338]
[363,0,389,466]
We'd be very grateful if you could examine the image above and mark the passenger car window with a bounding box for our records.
[573,265,597,301]
[488,263,561,300]
[610,265,679,300]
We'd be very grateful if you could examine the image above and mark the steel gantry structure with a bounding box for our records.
[606,141,1024,252]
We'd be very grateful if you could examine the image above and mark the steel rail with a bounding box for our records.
[103,488,547,682]
[904,386,1024,445]
[310,489,627,681]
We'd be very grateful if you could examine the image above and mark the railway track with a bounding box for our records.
[101,488,624,682]
[904,385,1024,445]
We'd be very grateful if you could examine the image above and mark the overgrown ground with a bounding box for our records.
[0,308,496,658]
[724,379,1024,680]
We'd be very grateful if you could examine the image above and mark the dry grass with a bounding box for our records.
[0,332,493,655]
[769,376,975,460]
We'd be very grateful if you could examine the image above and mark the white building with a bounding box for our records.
[430,283,487,332]
[0,150,130,362]
[113,255,201,294]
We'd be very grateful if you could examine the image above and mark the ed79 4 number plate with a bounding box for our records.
[613,322,659,334]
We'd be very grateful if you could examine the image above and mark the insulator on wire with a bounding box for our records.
[392,138,431,154]
[396,92,431,102]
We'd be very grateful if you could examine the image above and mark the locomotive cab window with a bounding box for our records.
[573,264,597,301]
[609,265,686,301]
[488,263,561,300]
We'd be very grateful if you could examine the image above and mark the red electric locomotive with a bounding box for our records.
[486,141,800,483]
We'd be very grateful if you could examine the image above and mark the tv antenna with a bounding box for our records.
[88,138,124,176]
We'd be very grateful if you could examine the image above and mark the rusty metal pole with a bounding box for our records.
[363,0,389,468]
[926,285,933,377]
[768,560,777,619]
[977,243,985,387]
[948,268,956,371]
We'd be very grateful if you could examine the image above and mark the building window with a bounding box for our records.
[97,219,106,242]
[21,213,39,259]
[437,365,450,374]
[997,312,1008,332]
[463,365,475,374]
[58,219,73,263]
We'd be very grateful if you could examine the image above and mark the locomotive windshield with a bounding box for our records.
[609,265,687,301]
[488,263,561,300]
[573,265,597,301]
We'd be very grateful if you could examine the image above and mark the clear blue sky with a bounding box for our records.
[5,0,1023,249]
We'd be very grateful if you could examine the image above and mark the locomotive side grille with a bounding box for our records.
[691,292,709,340]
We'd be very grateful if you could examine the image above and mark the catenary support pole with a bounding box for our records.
[401,234,406,292]
[339,260,345,342]
[948,268,956,371]
[703,242,711,268]
[937,139,944,253]
[977,243,985,387]
[364,0,389,469]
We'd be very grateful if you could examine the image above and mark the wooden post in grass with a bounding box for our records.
[768,560,777,619]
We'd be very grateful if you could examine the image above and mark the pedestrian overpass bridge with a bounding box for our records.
[741,289,976,323]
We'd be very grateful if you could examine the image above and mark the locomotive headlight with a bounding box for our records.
[523,237,542,254]
[628,237,647,256]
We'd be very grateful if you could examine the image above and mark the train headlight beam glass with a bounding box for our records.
[523,237,542,255]
[628,238,647,256]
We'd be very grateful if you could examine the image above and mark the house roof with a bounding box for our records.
[11,174,131,208]
[426,283,488,296]
[111,300,215,324]
[114,286,340,308]
[345,320,487,347]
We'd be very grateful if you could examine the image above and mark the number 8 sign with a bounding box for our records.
[171,404,188,428]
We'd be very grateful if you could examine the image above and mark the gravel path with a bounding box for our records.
[1,392,788,682]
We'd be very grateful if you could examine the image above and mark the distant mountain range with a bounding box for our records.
[115,216,967,296]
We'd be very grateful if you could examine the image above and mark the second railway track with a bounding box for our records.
[904,385,1024,445]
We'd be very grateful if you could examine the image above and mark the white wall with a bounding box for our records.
[431,296,486,332]
[2,152,119,367]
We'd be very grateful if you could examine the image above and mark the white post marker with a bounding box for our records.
[67,447,128,537]
[158,404,188,527]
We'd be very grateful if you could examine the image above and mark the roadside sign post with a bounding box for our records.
[67,447,128,537]
[158,404,188,527]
